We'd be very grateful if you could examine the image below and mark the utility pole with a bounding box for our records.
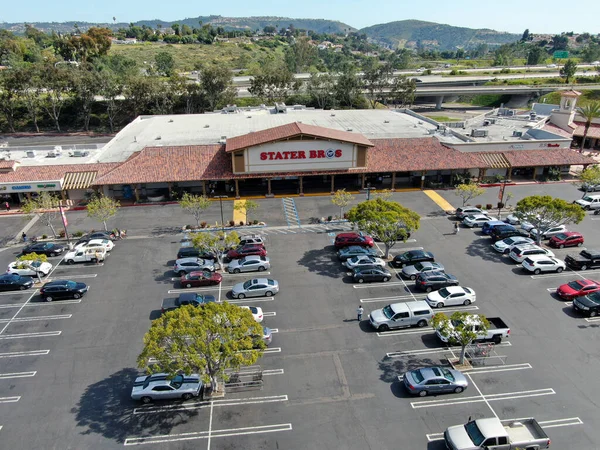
[214,195,228,237]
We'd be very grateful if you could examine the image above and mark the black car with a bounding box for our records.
[176,246,216,260]
[352,266,392,283]
[39,280,89,302]
[490,226,529,242]
[415,271,459,292]
[22,242,65,257]
[392,250,435,268]
[161,292,216,313]
[0,273,35,291]
[573,292,600,317]
[76,232,114,245]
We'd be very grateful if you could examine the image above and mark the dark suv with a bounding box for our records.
[40,280,89,302]
[392,250,434,268]
[490,226,529,242]
[22,242,65,257]
[177,245,216,260]
[415,272,459,292]
[573,292,600,317]
[334,232,374,249]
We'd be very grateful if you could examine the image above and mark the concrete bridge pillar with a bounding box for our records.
[435,96,444,110]
[505,94,533,108]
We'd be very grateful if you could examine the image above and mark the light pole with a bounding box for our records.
[497,178,507,220]
[365,183,376,201]
[214,195,228,236]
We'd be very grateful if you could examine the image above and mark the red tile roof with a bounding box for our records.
[93,145,226,185]
[573,123,600,139]
[542,123,574,138]
[502,149,594,167]
[225,122,374,153]
[0,163,119,184]
[0,160,18,169]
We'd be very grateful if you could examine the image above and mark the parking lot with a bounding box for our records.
[1,182,599,449]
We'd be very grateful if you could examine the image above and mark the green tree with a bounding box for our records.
[179,193,211,227]
[374,189,393,201]
[137,302,264,394]
[346,198,420,258]
[248,62,294,103]
[98,71,123,132]
[21,192,61,238]
[521,29,530,42]
[71,66,101,131]
[0,68,19,132]
[331,189,354,219]
[389,75,416,107]
[284,36,318,73]
[41,64,73,132]
[576,165,600,196]
[155,51,175,77]
[334,64,363,108]
[526,46,546,66]
[454,184,485,207]
[86,195,120,231]
[514,195,586,245]
[199,65,236,111]
[191,231,240,270]
[16,253,49,282]
[306,71,335,109]
[431,312,490,365]
[233,200,259,224]
[577,102,600,152]
[559,59,577,83]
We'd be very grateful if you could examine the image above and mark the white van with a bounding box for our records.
[575,195,600,210]
[64,247,107,264]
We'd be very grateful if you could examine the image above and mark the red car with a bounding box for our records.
[226,244,267,261]
[334,232,374,249]
[548,232,584,249]
[180,270,222,288]
[556,279,600,300]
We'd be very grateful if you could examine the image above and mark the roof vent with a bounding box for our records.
[513,131,523,137]
[204,124,210,128]
[418,121,423,125]
[347,128,353,132]
[331,113,336,116]
[168,119,174,123]
[155,136,161,140]
[384,120,389,123]
[247,115,252,118]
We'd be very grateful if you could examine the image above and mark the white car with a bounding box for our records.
[546,63,558,68]
[455,207,483,220]
[344,255,386,269]
[521,255,566,274]
[509,244,555,263]
[7,260,53,277]
[530,225,568,240]
[241,305,264,322]
[492,236,534,254]
[504,214,520,225]
[591,61,600,66]
[426,286,476,308]
[463,214,491,228]
[76,239,114,252]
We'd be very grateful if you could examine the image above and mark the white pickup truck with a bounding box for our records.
[444,417,550,450]
[63,247,106,264]
[435,315,510,344]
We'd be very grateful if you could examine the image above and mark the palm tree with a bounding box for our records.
[578,102,600,153]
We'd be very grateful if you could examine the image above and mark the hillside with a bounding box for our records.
[360,20,521,50]
[0,15,354,35]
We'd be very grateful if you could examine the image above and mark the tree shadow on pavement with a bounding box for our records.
[297,248,345,279]
[378,355,437,385]
[151,226,184,236]
[72,368,199,443]
[464,237,507,263]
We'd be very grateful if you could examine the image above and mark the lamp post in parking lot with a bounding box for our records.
[214,195,228,237]
[365,183,376,201]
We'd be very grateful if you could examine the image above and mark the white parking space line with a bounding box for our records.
[0,371,36,379]
[0,299,82,309]
[353,281,407,289]
[0,291,33,296]
[0,303,27,309]
[530,271,584,280]
[227,298,275,304]
[124,423,292,446]
[56,263,104,268]
[0,350,50,358]
[224,272,271,277]
[0,331,62,340]
[262,312,276,317]
[411,388,555,409]
[270,328,278,333]
[0,314,71,324]
[133,394,289,415]
[377,328,431,337]
[360,294,427,303]
[47,274,97,280]
[263,369,284,376]
[0,289,40,335]
[168,286,235,294]
[464,363,532,374]
[0,396,20,403]
[546,288,557,293]
[261,347,281,354]
[585,317,600,322]
[387,342,512,358]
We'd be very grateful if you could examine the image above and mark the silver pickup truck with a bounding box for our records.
[436,315,510,345]
[444,417,550,450]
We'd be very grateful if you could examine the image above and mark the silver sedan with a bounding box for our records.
[231,278,279,299]
[173,257,215,275]
[227,255,271,274]
[403,366,468,397]
[402,262,445,280]
[344,255,386,269]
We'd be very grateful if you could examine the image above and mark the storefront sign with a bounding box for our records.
[37,184,57,188]
[539,143,560,148]
[260,149,342,161]
[247,140,355,173]
[12,185,32,190]
[1,180,62,193]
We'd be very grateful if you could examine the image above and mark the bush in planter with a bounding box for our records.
[42,234,48,240]
[229,220,235,227]
[497,202,505,209]
[59,230,66,238]
[253,220,258,225]
[486,203,493,210]
[475,204,482,209]
[327,215,333,221]
[239,221,244,226]
[200,221,207,228]
[73,231,84,237]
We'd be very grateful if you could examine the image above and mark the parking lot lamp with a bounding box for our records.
[214,195,228,236]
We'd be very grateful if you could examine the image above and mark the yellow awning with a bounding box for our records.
[62,171,97,190]
[479,153,511,169]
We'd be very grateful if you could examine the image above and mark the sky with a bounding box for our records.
[1,0,599,34]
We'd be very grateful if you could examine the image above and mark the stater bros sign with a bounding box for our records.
[247,140,356,172]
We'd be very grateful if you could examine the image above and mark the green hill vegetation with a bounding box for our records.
[360,19,521,50]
